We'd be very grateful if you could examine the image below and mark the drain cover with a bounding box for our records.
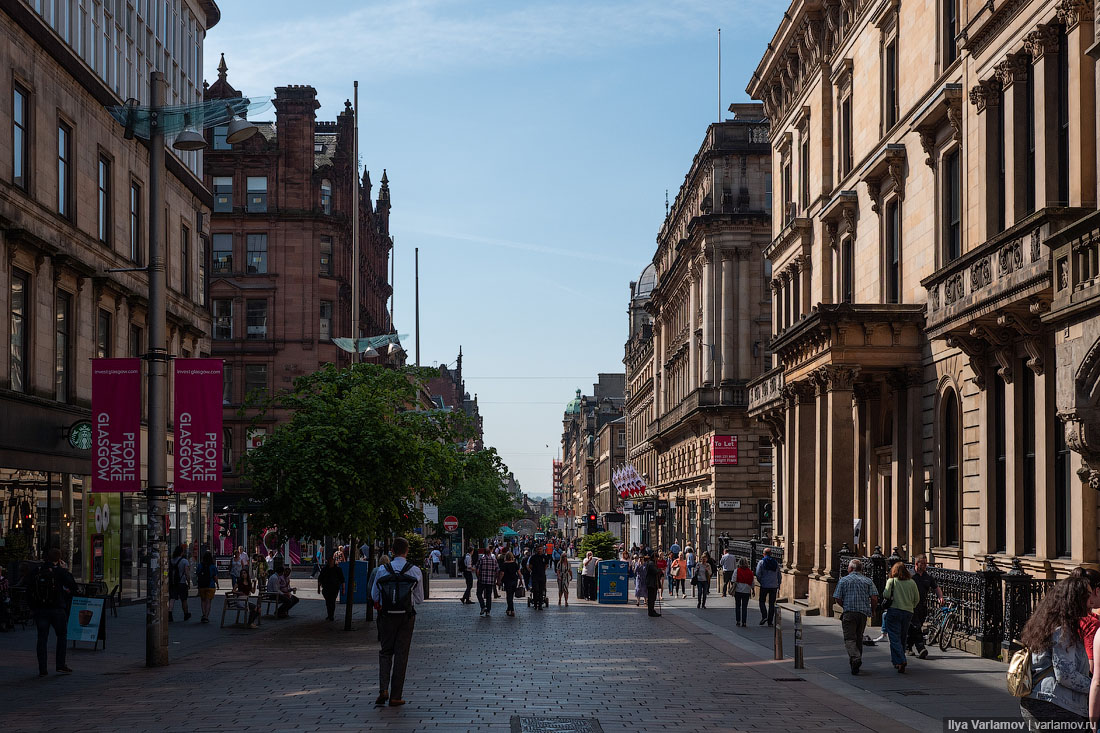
[772,678,806,682]
[510,717,604,733]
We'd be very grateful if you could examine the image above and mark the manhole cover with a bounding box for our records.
[510,717,604,733]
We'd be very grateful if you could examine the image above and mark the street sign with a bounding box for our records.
[442,515,459,532]
[423,503,439,523]
[623,501,634,511]
[718,499,741,510]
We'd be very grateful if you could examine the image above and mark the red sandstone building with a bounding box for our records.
[204,59,393,501]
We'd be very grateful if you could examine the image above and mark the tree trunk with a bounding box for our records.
[343,537,356,631]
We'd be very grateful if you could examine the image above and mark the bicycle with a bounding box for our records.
[923,599,966,651]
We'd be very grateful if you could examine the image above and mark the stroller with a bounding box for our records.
[526,578,549,608]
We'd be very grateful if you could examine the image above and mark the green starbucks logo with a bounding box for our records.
[69,420,93,451]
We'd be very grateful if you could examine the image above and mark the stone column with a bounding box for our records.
[1060,2,1097,208]
[852,382,875,555]
[702,251,714,385]
[823,367,856,582]
[688,273,698,391]
[997,55,1031,225]
[1005,367,1023,556]
[721,254,735,383]
[1034,342,1056,558]
[785,381,816,597]
[1025,25,1065,208]
[654,321,664,417]
[905,368,924,556]
[799,256,811,320]
[972,79,1004,241]
[814,374,830,578]
[737,249,752,380]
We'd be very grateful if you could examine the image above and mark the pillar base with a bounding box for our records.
[808,574,838,616]
[781,567,810,599]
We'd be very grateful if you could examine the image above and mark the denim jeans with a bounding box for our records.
[884,608,913,665]
[734,592,751,624]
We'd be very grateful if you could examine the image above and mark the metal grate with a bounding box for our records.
[510,717,604,733]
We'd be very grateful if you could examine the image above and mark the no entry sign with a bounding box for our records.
[443,515,459,532]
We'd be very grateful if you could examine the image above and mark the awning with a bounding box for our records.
[499,526,519,537]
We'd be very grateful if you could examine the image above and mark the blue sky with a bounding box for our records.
[205,0,785,498]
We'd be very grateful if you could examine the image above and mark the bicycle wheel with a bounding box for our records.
[939,613,957,652]
[923,615,942,648]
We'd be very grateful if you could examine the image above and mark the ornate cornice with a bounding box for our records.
[969,78,1002,114]
[995,55,1030,90]
[1056,0,1094,28]
[1024,25,1062,62]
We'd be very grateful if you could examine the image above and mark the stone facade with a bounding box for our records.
[425,348,484,451]
[204,67,393,496]
[559,375,625,539]
[748,0,1100,614]
[627,107,774,556]
[0,0,217,589]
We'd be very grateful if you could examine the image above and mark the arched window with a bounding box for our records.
[321,179,332,215]
[942,390,960,546]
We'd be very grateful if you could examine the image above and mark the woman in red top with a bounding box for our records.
[1071,567,1100,671]
[732,558,756,627]
[656,552,668,601]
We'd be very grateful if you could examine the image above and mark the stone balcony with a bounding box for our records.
[647,383,748,443]
[747,366,785,417]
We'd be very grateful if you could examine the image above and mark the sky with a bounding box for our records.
[205,0,785,498]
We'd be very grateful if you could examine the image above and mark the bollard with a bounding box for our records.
[793,610,804,669]
[774,606,783,659]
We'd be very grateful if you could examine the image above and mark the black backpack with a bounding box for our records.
[197,563,212,587]
[169,558,181,587]
[377,563,418,615]
[31,565,59,607]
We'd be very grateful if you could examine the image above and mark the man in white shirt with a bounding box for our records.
[719,549,738,596]
[370,537,424,707]
[429,547,442,576]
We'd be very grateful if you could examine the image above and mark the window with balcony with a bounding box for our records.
[885,199,901,303]
[246,299,267,340]
[13,85,29,190]
[10,269,29,392]
[320,236,333,276]
[841,236,854,303]
[1025,65,1036,216]
[319,300,332,342]
[246,234,267,274]
[212,176,232,212]
[212,299,233,340]
[212,233,233,273]
[246,176,267,213]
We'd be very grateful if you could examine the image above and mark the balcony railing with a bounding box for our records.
[747,366,784,415]
[649,383,747,437]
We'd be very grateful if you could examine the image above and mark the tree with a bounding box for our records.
[240,363,474,628]
[580,531,618,560]
[437,448,521,544]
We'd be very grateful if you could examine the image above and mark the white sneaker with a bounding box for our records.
[872,634,886,643]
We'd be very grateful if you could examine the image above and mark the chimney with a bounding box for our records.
[273,85,320,208]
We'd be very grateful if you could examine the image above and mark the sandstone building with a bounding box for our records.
[624,106,774,555]
[747,0,1100,613]
[204,66,394,504]
[559,374,625,539]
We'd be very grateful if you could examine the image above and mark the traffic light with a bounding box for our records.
[586,512,598,533]
[758,500,773,527]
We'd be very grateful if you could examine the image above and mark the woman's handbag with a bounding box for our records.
[515,582,526,598]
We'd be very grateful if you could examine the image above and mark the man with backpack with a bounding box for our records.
[370,537,423,707]
[755,547,781,626]
[168,545,192,622]
[30,548,76,676]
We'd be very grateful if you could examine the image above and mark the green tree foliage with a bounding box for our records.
[437,448,522,544]
[580,531,618,560]
[240,363,474,545]
[402,533,427,567]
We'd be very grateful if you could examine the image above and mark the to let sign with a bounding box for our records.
[711,435,738,466]
[173,359,223,492]
[91,359,141,492]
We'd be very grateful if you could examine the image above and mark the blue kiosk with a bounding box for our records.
[597,560,629,604]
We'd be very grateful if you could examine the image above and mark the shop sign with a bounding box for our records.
[67,596,106,647]
[173,359,224,492]
[711,435,738,466]
[68,420,93,451]
[91,359,141,491]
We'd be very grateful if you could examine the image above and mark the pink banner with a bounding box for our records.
[711,435,739,466]
[173,358,223,492]
[91,358,142,492]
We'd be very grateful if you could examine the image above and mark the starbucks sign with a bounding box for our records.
[68,420,93,451]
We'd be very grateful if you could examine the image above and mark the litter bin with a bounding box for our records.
[337,561,371,603]
[597,560,629,604]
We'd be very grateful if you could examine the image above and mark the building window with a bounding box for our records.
[246,234,267,274]
[1025,64,1036,216]
[943,390,960,547]
[799,132,810,212]
[782,155,793,223]
[841,237,854,303]
[993,375,1007,553]
[942,0,959,67]
[320,236,333,276]
[98,156,112,243]
[321,179,332,214]
[840,94,854,176]
[319,300,332,342]
[246,176,267,213]
[212,299,233,340]
[222,364,233,405]
[885,199,901,304]
[223,428,233,470]
[244,364,267,399]
[212,176,232,212]
[13,85,29,190]
[884,39,898,130]
[1055,415,1072,558]
[246,299,267,340]
[1021,365,1036,554]
[759,436,773,466]
[198,237,207,306]
[57,122,71,217]
[943,149,961,262]
[180,225,190,297]
[96,308,112,358]
[212,125,230,150]
[129,324,143,359]
[1057,29,1069,207]
[212,233,233,274]
[10,269,29,392]
[130,183,142,263]
[55,291,71,402]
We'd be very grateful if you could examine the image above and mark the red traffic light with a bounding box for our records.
[588,513,597,522]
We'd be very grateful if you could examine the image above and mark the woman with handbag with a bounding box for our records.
[693,552,712,609]
[556,555,573,607]
[671,553,687,599]
[733,558,755,627]
[882,562,920,672]
[498,552,521,617]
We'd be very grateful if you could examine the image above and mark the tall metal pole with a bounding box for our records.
[351,81,360,342]
[415,247,420,367]
[145,70,170,667]
[390,237,395,330]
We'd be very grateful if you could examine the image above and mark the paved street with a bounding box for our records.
[0,568,1023,732]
